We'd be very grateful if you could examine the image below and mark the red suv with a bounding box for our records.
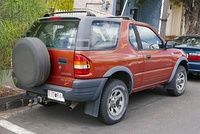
[12,11,188,125]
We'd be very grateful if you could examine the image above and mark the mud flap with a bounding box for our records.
[84,94,101,117]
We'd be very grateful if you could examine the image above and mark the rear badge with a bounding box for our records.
[59,65,62,69]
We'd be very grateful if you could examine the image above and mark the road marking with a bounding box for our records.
[0,119,36,134]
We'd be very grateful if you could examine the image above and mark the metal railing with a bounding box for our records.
[45,8,114,17]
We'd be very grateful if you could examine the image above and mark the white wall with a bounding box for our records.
[74,0,113,15]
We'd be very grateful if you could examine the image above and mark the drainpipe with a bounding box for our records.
[158,0,169,39]
[121,0,129,16]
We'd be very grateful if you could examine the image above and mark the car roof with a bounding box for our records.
[41,10,131,21]
[175,34,200,39]
[40,11,152,24]
[39,12,156,30]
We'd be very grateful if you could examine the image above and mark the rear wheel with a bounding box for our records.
[99,79,129,125]
[167,65,187,96]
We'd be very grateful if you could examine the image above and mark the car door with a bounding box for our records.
[136,25,173,86]
[128,24,144,89]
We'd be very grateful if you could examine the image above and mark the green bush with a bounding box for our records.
[48,0,74,10]
[0,0,48,83]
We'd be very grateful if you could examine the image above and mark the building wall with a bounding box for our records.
[166,3,184,38]
[120,0,135,17]
[74,0,162,30]
[74,0,113,15]
[116,0,124,16]
[138,0,162,31]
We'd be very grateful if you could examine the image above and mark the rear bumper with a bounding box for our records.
[188,61,200,73]
[15,78,107,102]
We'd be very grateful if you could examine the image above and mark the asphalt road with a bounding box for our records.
[0,74,200,134]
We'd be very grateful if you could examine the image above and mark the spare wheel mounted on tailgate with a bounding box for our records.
[12,37,50,87]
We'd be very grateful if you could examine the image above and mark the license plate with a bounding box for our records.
[47,90,65,102]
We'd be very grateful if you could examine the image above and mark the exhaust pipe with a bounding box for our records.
[69,102,79,110]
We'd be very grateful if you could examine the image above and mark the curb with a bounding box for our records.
[0,93,29,111]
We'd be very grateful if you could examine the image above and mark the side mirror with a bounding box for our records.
[165,40,176,48]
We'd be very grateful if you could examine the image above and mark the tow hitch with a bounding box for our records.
[28,96,43,107]
[28,96,79,110]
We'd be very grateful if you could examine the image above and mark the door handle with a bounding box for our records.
[58,58,67,64]
[146,55,151,60]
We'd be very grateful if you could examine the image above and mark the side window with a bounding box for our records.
[136,25,163,50]
[129,24,138,49]
[90,21,120,50]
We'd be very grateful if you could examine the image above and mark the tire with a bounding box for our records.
[99,79,129,125]
[167,65,187,96]
[12,37,50,87]
[39,102,58,107]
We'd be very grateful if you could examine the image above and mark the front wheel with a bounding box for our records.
[167,65,187,96]
[99,79,129,125]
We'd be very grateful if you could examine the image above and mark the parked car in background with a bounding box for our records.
[169,35,200,76]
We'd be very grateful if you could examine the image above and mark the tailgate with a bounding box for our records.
[47,49,75,87]
[26,18,80,87]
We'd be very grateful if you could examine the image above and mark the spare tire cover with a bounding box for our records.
[12,37,50,87]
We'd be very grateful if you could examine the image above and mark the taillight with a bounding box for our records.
[74,54,90,75]
[188,53,200,61]
[197,55,200,60]
[50,16,61,20]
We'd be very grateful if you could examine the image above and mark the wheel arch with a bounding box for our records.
[164,57,188,90]
[167,57,188,83]
[84,66,134,118]
[103,66,134,94]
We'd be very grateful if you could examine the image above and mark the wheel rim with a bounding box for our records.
[108,88,125,117]
[176,71,185,92]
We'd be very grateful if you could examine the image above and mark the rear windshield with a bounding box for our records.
[90,21,120,50]
[27,20,79,49]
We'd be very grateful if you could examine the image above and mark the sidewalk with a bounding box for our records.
[0,70,28,111]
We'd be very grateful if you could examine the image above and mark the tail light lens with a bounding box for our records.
[188,53,200,61]
[50,16,61,20]
[74,54,90,75]
[197,55,200,61]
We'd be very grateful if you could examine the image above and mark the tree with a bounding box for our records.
[47,0,74,11]
[170,0,200,34]
[0,0,48,85]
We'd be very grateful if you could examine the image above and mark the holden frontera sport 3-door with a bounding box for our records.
[12,11,188,125]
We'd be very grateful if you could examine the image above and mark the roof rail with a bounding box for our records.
[43,10,96,17]
[108,16,133,20]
